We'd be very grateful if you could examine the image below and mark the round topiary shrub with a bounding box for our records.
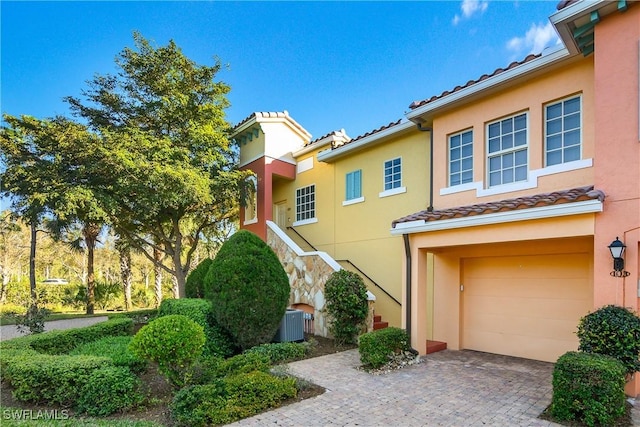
[324,269,369,345]
[129,314,205,387]
[577,304,640,375]
[203,230,290,351]
[186,258,213,298]
[76,366,143,416]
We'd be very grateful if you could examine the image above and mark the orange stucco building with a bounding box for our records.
[236,0,640,396]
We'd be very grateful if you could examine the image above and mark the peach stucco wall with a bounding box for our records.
[592,5,640,396]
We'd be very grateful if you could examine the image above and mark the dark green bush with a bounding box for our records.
[186,258,213,298]
[551,351,626,427]
[0,317,133,355]
[324,269,369,345]
[204,230,290,351]
[129,314,205,387]
[71,336,147,373]
[213,352,271,377]
[171,371,296,426]
[244,341,311,364]
[577,304,640,375]
[3,353,113,405]
[359,327,411,368]
[158,298,236,358]
[76,366,144,416]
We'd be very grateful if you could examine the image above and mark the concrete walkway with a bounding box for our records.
[233,349,640,427]
[0,316,109,341]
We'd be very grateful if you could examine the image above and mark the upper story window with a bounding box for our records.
[295,184,315,222]
[243,175,257,225]
[345,169,362,201]
[384,158,402,191]
[449,129,473,186]
[487,112,528,187]
[545,95,581,166]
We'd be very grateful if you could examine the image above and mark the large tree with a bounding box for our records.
[66,32,246,297]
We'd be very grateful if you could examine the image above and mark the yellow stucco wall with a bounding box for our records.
[271,130,430,327]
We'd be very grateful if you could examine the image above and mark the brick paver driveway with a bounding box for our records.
[233,348,561,426]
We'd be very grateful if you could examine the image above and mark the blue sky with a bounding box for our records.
[2,1,560,141]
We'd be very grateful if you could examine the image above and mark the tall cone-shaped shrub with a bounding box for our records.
[204,230,290,351]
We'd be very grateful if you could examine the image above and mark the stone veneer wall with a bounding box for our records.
[267,225,335,337]
[266,221,376,338]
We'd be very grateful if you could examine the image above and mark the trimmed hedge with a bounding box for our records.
[359,327,411,368]
[171,371,297,426]
[244,342,311,364]
[324,269,369,345]
[158,298,235,358]
[0,317,133,355]
[3,353,113,405]
[204,230,290,351]
[76,366,144,416]
[577,304,640,375]
[71,336,147,373]
[129,314,205,387]
[185,258,213,298]
[551,351,626,427]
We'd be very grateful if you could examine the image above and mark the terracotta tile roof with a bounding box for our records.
[556,0,579,10]
[392,185,605,227]
[408,54,542,110]
[234,111,289,130]
[332,119,403,150]
[306,129,349,147]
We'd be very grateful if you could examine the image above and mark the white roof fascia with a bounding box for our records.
[317,120,415,163]
[405,45,571,122]
[390,199,602,236]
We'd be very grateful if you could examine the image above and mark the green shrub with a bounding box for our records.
[158,298,235,358]
[0,317,133,355]
[324,269,369,345]
[213,352,271,377]
[244,341,311,364]
[71,336,147,373]
[171,371,296,426]
[204,230,290,351]
[129,314,205,387]
[14,304,49,334]
[551,351,626,427]
[185,258,213,298]
[76,366,144,416]
[0,302,27,315]
[577,304,640,375]
[359,327,411,368]
[3,353,113,405]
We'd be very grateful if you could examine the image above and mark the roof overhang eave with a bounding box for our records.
[390,199,602,236]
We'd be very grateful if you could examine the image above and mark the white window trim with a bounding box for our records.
[382,157,403,192]
[243,218,258,226]
[544,94,582,167]
[439,158,593,197]
[486,112,529,188]
[448,128,474,187]
[342,196,365,206]
[379,187,407,198]
[292,218,318,227]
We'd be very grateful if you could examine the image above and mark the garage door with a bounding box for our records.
[462,253,592,363]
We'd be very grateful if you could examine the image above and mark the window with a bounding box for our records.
[487,113,528,187]
[295,185,315,222]
[345,170,362,201]
[449,130,473,186]
[384,158,402,191]
[243,175,257,225]
[545,96,581,166]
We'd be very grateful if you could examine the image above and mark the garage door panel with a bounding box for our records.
[463,253,591,363]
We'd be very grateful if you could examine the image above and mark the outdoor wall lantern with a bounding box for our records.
[608,237,630,277]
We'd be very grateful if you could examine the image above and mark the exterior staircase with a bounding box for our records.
[373,313,388,330]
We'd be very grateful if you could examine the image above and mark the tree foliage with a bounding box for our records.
[204,230,290,351]
[65,32,247,297]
